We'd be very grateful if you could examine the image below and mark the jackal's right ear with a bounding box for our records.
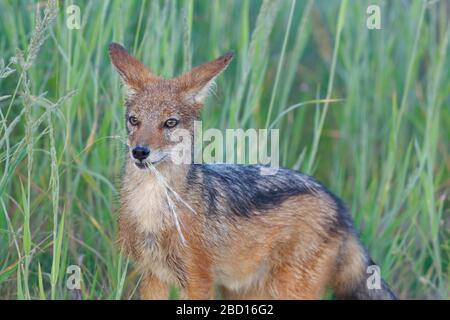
[108,43,159,95]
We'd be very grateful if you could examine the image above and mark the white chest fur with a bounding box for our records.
[121,165,172,235]
[120,163,185,284]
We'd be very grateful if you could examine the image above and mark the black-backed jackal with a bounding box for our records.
[109,43,396,300]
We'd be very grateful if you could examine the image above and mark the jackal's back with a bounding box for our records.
[187,164,352,229]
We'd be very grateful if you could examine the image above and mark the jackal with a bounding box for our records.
[109,43,396,300]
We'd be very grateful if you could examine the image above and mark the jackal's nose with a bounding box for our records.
[132,146,150,161]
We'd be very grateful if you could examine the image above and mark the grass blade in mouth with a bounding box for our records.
[145,162,197,245]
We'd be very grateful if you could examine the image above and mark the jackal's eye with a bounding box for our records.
[128,116,139,126]
[164,118,179,128]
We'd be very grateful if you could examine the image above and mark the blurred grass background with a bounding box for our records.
[0,0,449,299]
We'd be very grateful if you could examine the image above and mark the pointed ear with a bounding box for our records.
[108,43,159,95]
[176,51,234,105]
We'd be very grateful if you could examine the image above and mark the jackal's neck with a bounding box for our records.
[121,159,191,235]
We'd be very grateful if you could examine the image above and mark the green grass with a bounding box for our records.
[0,0,449,299]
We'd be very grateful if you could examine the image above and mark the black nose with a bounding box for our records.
[132,146,150,161]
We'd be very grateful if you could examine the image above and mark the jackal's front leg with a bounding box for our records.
[182,251,215,299]
[140,273,170,299]
[182,276,215,300]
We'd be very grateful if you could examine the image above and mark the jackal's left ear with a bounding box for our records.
[108,43,159,96]
[176,51,234,105]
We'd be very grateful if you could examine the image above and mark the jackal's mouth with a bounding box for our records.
[134,162,147,169]
[133,155,168,169]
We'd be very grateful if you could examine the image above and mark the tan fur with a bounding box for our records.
[140,273,170,300]
[331,235,368,297]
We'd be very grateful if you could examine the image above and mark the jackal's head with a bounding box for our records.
[109,43,233,169]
